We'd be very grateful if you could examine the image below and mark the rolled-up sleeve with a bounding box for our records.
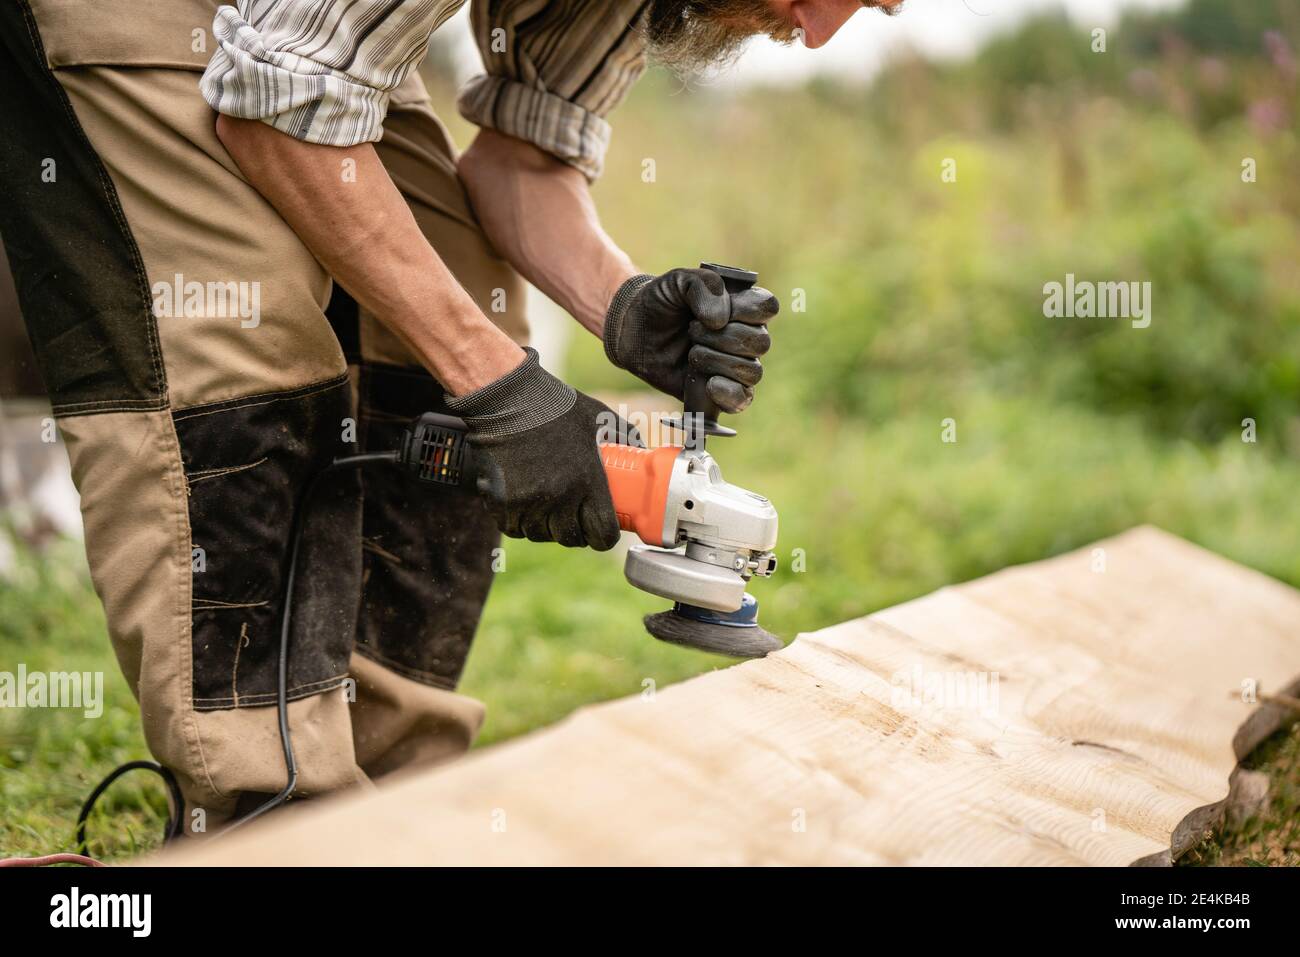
[458,0,650,181]
[200,0,465,146]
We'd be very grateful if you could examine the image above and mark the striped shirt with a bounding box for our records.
[200,0,651,179]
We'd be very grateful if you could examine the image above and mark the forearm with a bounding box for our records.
[215,115,524,396]
[459,130,638,335]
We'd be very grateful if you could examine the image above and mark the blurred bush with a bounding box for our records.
[572,0,1299,446]
[521,0,1300,663]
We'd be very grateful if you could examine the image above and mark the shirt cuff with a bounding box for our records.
[199,6,389,147]
[457,75,612,182]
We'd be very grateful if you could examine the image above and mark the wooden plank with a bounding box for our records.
[169,527,1300,866]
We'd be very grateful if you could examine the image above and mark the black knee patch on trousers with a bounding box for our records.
[355,363,500,690]
[176,376,361,710]
[0,0,167,415]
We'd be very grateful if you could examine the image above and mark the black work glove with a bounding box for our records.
[445,348,641,551]
[603,268,779,413]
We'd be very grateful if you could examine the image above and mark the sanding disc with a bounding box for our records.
[643,610,783,658]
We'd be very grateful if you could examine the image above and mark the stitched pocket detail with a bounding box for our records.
[176,377,360,711]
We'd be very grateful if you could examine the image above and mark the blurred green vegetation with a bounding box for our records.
[3,0,1297,861]
[464,0,1300,730]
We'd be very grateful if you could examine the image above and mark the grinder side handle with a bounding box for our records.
[683,262,758,447]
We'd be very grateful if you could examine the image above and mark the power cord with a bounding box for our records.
[221,451,399,834]
[76,759,185,852]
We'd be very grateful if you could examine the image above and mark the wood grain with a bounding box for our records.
[169,526,1300,866]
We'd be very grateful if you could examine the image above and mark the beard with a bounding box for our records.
[643,0,798,76]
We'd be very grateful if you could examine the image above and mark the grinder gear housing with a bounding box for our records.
[601,443,777,613]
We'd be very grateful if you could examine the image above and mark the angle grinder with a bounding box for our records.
[400,264,781,658]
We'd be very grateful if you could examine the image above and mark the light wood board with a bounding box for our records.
[170,526,1300,866]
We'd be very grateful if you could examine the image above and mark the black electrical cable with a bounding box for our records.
[76,760,184,855]
[76,450,399,851]
[220,450,396,834]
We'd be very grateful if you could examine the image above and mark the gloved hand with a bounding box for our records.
[445,348,641,551]
[603,268,779,413]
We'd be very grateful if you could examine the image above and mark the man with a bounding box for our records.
[0,0,901,829]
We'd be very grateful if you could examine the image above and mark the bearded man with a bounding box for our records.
[0,0,903,829]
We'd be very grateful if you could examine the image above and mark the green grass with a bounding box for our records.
[0,540,168,861]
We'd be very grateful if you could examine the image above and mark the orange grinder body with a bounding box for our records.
[598,443,681,549]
